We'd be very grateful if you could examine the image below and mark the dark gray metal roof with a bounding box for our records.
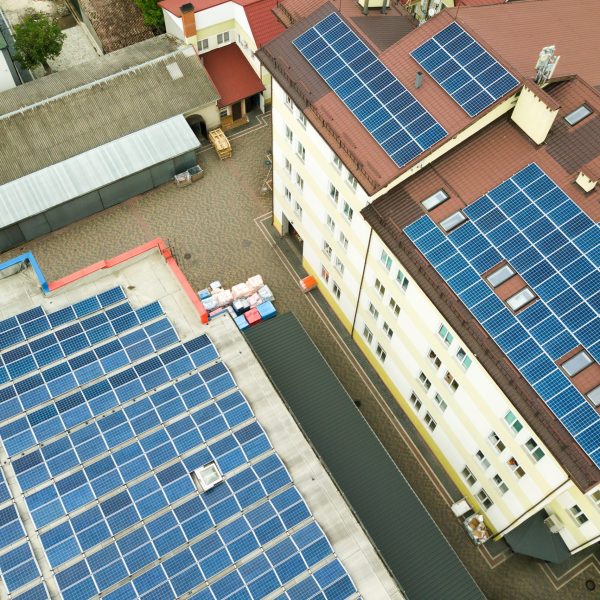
[245,313,486,600]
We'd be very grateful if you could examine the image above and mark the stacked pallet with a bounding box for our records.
[208,128,232,160]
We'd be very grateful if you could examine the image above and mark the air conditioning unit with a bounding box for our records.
[544,513,564,533]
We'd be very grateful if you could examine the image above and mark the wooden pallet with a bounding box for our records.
[208,128,232,160]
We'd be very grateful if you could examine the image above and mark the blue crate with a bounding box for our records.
[257,302,277,320]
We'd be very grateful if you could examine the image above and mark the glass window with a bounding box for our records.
[347,173,358,191]
[424,412,436,432]
[396,270,409,291]
[504,410,523,434]
[438,324,453,346]
[217,32,230,44]
[588,385,600,407]
[562,350,593,377]
[334,257,344,275]
[428,349,441,369]
[332,281,341,300]
[295,173,304,191]
[476,489,493,509]
[285,94,293,110]
[444,371,459,392]
[322,240,332,259]
[383,322,393,340]
[321,265,329,283]
[326,215,335,232]
[294,201,302,219]
[568,504,589,525]
[434,392,447,412]
[342,201,354,221]
[389,298,400,317]
[332,154,343,171]
[419,372,431,391]
[329,183,339,203]
[375,278,385,297]
[285,158,292,174]
[284,187,292,202]
[296,142,305,162]
[507,287,535,311]
[456,347,472,370]
[565,105,592,126]
[285,125,293,143]
[368,302,379,320]
[488,431,505,454]
[422,189,448,211]
[376,344,386,363]
[440,211,466,232]
[339,231,348,251]
[591,490,600,509]
[486,264,515,288]
[409,392,422,411]
[461,467,477,487]
[200,39,209,50]
[507,456,525,478]
[524,438,545,462]
[297,113,307,128]
[380,250,392,271]
[493,474,508,495]
[363,324,373,344]
[475,450,490,470]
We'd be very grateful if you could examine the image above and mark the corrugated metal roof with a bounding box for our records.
[0,115,199,229]
[245,313,486,600]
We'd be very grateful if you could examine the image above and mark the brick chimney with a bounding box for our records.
[180,4,197,44]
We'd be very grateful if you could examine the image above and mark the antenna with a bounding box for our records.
[535,45,560,84]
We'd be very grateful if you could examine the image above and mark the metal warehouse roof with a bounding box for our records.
[0,115,199,229]
[245,313,486,600]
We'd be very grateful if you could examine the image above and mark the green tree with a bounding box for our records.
[13,11,66,75]
[132,0,166,32]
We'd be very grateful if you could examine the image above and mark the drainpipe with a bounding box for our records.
[351,227,373,337]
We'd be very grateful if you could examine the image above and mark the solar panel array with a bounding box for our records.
[293,12,447,168]
[0,288,359,599]
[410,22,519,117]
[404,163,600,466]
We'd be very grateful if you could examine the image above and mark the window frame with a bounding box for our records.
[409,391,422,411]
[476,488,493,509]
[506,287,536,312]
[296,141,306,162]
[561,350,593,377]
[507,456,525,479]
[568,504,589,526]
[382,321,393,340]
[424,411,436,432]
[293,201,302,219]
[422,189,449,211]
[322,240,332,260]
[332,281,341,300]
[504,410,523,434]
[475,450,490,470]
[321,265,330,283]
[493,474,508,495]
[524,437,545,462]
[338,231,348,251]
[488,431,505,454]
[456,347,472,370]
[284,186,292,203]
[375,343,387,363]
[342,200,354,222]
[418,371,431,391]
[438,324,454,346]
[328,182,339,204]
[368,302,379,321]
[374,278,385,298]
[461,466,477,487]
[380,249,392,271]
[388,298,400,318]
[433,392,447,412]
[428,349,442,369]
[334,256,345,275]
[439,211,466,232]
[565,104,592,126]
[363,324,373,345]
[486,264,515,288]
[295,173,304,191]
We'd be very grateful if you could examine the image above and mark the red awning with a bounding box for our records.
[202,44,265,108]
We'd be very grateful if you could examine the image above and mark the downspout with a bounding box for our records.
[351,227,373,337]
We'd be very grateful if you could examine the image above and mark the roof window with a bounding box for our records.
[486,264,515,288]
[587,385,600,407]
[562,350,593,377]
[439,211,466,232]
[506,287,535,312]
[565,105,592,126]
[192,463,223,491]
[422,190,449,211]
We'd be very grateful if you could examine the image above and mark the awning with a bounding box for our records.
[202,44,265,108]
[504,511,571,563]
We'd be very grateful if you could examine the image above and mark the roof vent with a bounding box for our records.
[415,71,423,89]
[192,463,223,491]
[167,62,184,80]
[535,45,560,84]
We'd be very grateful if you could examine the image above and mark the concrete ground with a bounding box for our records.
[1,113,599,600]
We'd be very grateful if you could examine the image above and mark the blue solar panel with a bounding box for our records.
[294,12,447,168]
[411,22,519,117]
[405,163,600,467]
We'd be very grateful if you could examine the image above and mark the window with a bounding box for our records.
[217,31,230,44]
[334,257,345,275]
[409,392,422,411]
[475,450,490,470]
[296,142,305,162]
[396,270,409,291]
[284,187,292,203]
[488,431,505,454]
[332,154,343,171]
[347,173,358,191]
[591,490,600,510]
[568,504,589,526]
[285,125,293,143]
[562,350,593,377]
[588,385,600,407]
[524,438,545,462]
[504,410,523,434]
[322,241,332,260]
[297,113,307,128]
[383,322,393,340]
[342,201,354,221]
[338,231,348,251]
[424,412,436,432]
[200,39,209,50]
[439,211,466,232]
[295,173,304,191]
[374,278,385,297]
[438,324,453,346]
[476,489,493,509]
[422,189,449,211]
[428,349,442,369]
[434,392,447,412]
[461,467,477,487]
[294,201,302,219]
[418,372,431,391]
[380,250,392,271]
[493,475,508,495]
[456,347,472,370]
[444,371,459,392]
[321,265,330,283]
[285,158,292,175]
[507,456,525,479]
[363,325,373,344]
[329,183,339,204]
[193,462,223,491]
[332,281,341,300]
[389,298,400,318]
[285,93,293,110]
[565,104,592,126]
[368,302,379,320]
[326,215,335,232]
[376,343,387,363]
[507,287,535,311]
[487,264,515,288]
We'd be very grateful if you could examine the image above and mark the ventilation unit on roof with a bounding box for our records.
[192,463,223,491]
[544,513,564,533]
[535,46,560,85]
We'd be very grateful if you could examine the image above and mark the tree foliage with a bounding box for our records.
[13,11,66,75]
[132,0,166,32]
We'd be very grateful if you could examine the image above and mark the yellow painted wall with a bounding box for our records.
[511,85,558,144]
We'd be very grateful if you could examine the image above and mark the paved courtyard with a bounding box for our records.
[1,113,598,600]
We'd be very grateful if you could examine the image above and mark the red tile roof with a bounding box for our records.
[455,0,507,5]
[244,0,286,47]
[202,43,265,107]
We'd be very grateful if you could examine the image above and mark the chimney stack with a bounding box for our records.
[415,71,423,89]
[180,4,197,45]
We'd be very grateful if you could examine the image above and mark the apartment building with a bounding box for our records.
[258,0,600,561]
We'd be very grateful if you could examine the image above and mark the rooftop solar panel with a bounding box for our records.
[405,163,600,466]
[294,12,447,168]
[410,22,519,117]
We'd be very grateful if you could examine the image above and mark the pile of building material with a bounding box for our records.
[198,275,276,330]
[208,128,232,160]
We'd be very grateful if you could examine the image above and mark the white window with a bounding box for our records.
[294,201,302,219]
[396,269,409,292]
[321,265,330,283]
[424,412,436,432]
[438,324,453,346]
[297,113,307,128]
[285,157,292,175]
[219,107,228,118]
[486,264,515,288]
[374,278,385,298]
[565,105,592,126]
[295,173,304,191]
[591,490,600,510]
[332,154,343,171]
[475,450,490,470]
[326,214,335,232]
[200,39,209,50]
[332,281,341,300]
[493,474,508,495]
[507,456,525,479]
[338,231,348,251]
[376,343,387,363]
[334,257,345,275]
[433,392,447,412]
[389,298,400,318]
[476,489,493,509]
[524,438,545,462]
[440,211,466,232]
[329,183,339,204]
[285,125,293,143]
[368,302,379,320]
[456,347,472,370]
[217,31,230,45]
[418,371,431,391]
[428,349,441,369]
[588,385,600,407]
[363,325,373,345]
[322,241,332,260]
[562,350,593,377]
[504,410,523,434]
[347,173,358,191]
[284,187,292,203]
[409,391,422,411]
[422,189,448,211]
[488,431,505,454]
[383,322,393,340]
[285,93,293,110]
[296,142,305,162]
[342,201,354,222]
[461,467,477,487]
[507,287,536,312]
[380,249,392,271]
[444,371,459,392]
[568,504,589,526]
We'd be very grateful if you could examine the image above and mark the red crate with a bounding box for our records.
[244,308,262,327]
